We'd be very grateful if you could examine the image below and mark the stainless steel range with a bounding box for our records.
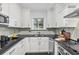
[57,44,71,55]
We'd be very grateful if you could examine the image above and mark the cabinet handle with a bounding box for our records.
[39,41,40,45]
[21,41,24,44]
[21,44,24,48]
[0,3,2,11]
[15,21,17,26]
[28,39,30,42]
[9,49,15,55]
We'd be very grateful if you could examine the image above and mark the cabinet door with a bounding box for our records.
[64,18,79,27]
[47,10,56,28]
[8,3,22,27]
[30,37,39,52]
[15,39,25,55]
[20,39,25,55]
[24,37,31,53]
[1,3,9,16]
[49,39,54,52]
[39,37,49,52]
[22,8,31,28]
[56,12,65,27]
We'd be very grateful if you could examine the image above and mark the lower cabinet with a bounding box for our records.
[30,37,39,52]
[3,37,49,55]
[3,39,26,55]
[16,39,25,55]
[49,39,54,53]
[24,37,49,53]
[24,37,30,53]
[39,37,49,52]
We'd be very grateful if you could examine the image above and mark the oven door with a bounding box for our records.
[58,52,62,55]
[57,50,64,55]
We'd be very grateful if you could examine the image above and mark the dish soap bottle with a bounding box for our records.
[12,32,16,41]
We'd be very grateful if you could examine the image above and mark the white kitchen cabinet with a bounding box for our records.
[47,5,65,28]
[64,18,79,27]
[39,37,49,52]
[24,37,49,53]
[8,3,22,27]
[53,4,79,28]
[47,10,57,28]
[24,37,30,53]
[49,39,54,52]
[15,39,25,55]
[52,4,66,28]
[3,37,49,55]
[21,8,31,28]
[0,3,9,16]
[29,37,49,53]
[56,12,65,27]
[8,3,17,27]
[61,4,79,27]
[30,37,39,52]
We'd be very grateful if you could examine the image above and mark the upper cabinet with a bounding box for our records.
[55,11,65,27]
[64,18,79,27]
[0,3,22,27]
[0,3,9,16]
[54,4,66,28]
[21,8,31,28]
[0,3,32,28]
[47,3,79,28]
[1,3,79,29]
[47,10,57,28]
[54,4,79,28]
[8,3,22,27]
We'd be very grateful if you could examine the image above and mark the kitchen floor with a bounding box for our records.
[25,52,54,55]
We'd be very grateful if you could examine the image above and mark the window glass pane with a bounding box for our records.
[38,18,44,28]
[33,18,44,30]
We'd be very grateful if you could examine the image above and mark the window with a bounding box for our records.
[32,18,44,30]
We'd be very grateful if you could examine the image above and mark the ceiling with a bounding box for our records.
[19,3,56,11]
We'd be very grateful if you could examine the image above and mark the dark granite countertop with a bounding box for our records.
[0,34,78,55]
[0,36,26,55]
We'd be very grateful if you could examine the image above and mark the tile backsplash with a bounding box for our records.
[0,27,19,36]
[18,30,56,35]
[0,25,79,41]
